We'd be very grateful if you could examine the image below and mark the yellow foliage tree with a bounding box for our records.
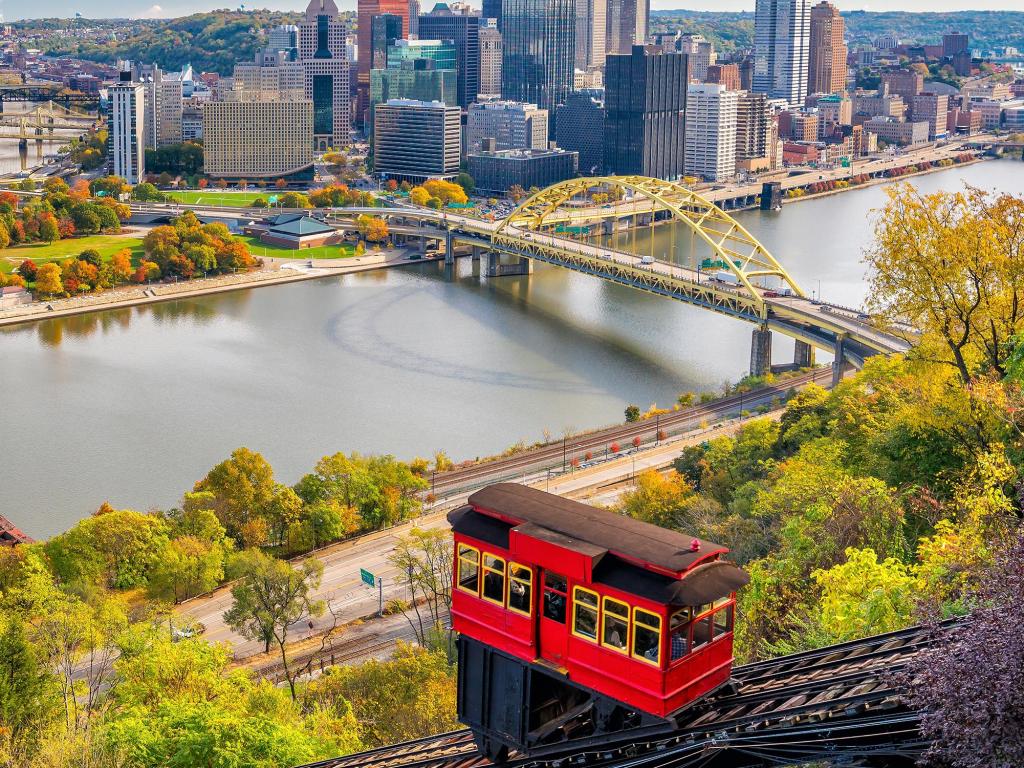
[409,186,430,206]
[866,184,1024,383]
[33,262,64,296]
[422,179,467,205]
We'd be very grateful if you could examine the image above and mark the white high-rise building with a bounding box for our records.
[753,0,811,105]
[678,34,716,81]
[108,80,146,184]
[466,100,548,153]
[684,83,738,182]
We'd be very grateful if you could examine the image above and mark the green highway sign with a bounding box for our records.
[360,568,375,588]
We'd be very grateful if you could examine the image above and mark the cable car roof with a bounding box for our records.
[466,483,728,578]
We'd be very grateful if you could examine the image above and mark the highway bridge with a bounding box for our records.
[128,175,909,380]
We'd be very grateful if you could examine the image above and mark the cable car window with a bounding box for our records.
[456,545,480,595]
[692,615,713,649]
[508,563,532,616]
[482,554,506,605]
[601,597,629,653]
[572,587,599,641]
[545,572,567,593]
[543,572,567,623]
[632,608,662,665]
[670,609,691,661]
[713,605,734,639]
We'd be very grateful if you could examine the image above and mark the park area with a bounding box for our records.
[237,235,358,261]
[165,190,269,207]
[0,235,145,274]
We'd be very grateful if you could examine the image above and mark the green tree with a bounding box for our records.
[302,642,456,748]
[224,552,325,699]
[148,536,226,603]
[455,172,475,195]
[0,617,59,761]
[195,447,278,545]
[615,470,696,530]
[624,404,640,422]
[132,182,166,202]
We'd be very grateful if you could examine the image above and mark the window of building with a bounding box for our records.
[482,554,506,604]
[602,597,629,653]
[456,544,479,595]
[543,572,567,623]
[632,608,662,665]
[508,562,532,616]
[572,587,599,641]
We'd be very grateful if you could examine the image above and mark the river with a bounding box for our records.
[3,158,1023,538]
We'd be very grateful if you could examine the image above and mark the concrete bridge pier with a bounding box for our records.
[794,339,815,368]
[750,325,772,377]
[832,334,847,386]
[485,251,532,277]
[444,230,454,264]
[471,245,482,261]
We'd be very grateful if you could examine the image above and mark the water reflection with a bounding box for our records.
[2,290,254,347]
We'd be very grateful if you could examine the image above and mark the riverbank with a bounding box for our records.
[0,249,439,328]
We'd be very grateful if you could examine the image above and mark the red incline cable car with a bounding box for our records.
[450,484,750,760]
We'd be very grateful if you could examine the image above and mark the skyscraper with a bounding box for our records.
[555,90,605,174]
[478,20,502,98]
[501,0,575,119]
[370,14,403,70]
[108,78,146,184]
[753,0,811,105]
[808,1,847,95]
[603,45,688,180]
[374,99,461,181]
[677,34,716,81]
[604,0,648,57]
[482,0,501,27]
[575,0,607,71]
[300,0,352,149]
[357,0,411,125]
[684,82,738,182]
[418,3,481,109]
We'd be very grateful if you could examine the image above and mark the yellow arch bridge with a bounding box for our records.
[433,176,910,381]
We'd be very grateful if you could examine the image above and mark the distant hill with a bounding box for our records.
[16,11,351,75]
[650,9,1024,54]
[19,8,1024,76]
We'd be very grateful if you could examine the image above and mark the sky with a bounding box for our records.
[4,0,1023,21]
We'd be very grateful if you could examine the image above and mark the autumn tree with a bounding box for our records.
[904,529,1024,768]
[224,552,325,699]
[866,185,1024,383]
[33,262,63,297]
[409,186,430,207]
[356,214,389,243]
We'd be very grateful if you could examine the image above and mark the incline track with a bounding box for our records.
[305,623,951,768]
[429,369,831,496]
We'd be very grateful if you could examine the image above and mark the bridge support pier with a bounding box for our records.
[471,245,482,261]
[444,230,454,264]
[832,334,847,387]
[750,326,772,378]
[794,340,815,368]
[485,251,532,277]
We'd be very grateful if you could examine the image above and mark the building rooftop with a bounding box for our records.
[268,216,336,237]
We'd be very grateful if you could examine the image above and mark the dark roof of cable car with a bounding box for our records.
[467,483,727,576]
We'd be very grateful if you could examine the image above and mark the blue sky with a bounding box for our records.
[5,0,1022,21]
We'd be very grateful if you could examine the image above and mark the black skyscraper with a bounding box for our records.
[500,0,575,120]
[482,0,502,26]
[418,3,480,108]
[370,13,403,70]
[603,45,688,180]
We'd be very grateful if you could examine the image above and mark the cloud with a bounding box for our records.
[141,4,165,17]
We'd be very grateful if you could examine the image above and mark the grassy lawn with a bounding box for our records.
[239,236,358,261]
[166,191,269,207]
[0,236,145,274]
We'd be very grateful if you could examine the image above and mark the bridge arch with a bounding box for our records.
[495,175,806,312]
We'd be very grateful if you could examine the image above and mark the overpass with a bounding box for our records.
[128,175,910,379]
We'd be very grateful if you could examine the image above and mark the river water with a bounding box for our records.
[3,158,1023,538]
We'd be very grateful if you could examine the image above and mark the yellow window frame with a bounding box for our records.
[507,562,533,617]
[632,607,663,666]
[481,553,506,606]
[600,596,630,654]
[456,543,480,596]
[571,586,600,642]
